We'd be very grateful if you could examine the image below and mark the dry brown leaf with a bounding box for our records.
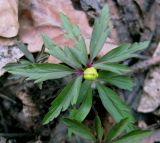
[0,37,17,46]
[0,0,19,38]
[0,45,23,76]
[19,0,117,63]
[138,43,160,113]
[137,67,160,112]
[16,91,39,118]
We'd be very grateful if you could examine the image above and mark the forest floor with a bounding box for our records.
[0,0,160,143]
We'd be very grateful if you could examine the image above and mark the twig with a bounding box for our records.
[130,56,160,73]
[0,93,16,104]
[0,110,8,132]
[0,133,33,138]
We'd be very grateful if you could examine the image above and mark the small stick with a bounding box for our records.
[0,93,16,104]
[130,56,160,73]
[0,133,33,138]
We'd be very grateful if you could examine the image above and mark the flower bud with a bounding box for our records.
[84,67,98,80]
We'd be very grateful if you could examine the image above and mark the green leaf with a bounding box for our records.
[17,42,35,62]
[42,80,74,124]
[60,13,88,65]
[94,63,130,75]
[77,80,91,104]
[70,37,88,66]
[72,24,81,39]
[5,60,30,69]
[63,118,96,141]
[106,118,130,141]
[37,81,43,89]
[60,14,88,65]
[42,34,81,68]
[42,34,70,64]
[71,76,83,105]
[112,130,151,143]
[71,86,92,122]
[94,115,104,142]
[99,71,133,91]
[64,47,82,68]
[5,63,73,83]
[60,13,77,40]
[90,5,110,61]
[97,41,149,64]
[96,83,134,128]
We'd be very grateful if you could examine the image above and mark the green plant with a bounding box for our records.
[5,5,151,142]
[63,117,151,143]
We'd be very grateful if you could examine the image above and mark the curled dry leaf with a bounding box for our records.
[19,0,117,63]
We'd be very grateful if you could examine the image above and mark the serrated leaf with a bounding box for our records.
[106,118,130,141]
[99,71,133,91]
[71,86,92,121]
[94,63,130,75]
[63,118,96,141]
[60,13,88,66]
[5,63,73,83]
[94,115,104,142]
[60,14,88,65]
[42,80,74,124]
[5,61,30,69]
[42,34,72,65]
[70,37,88,66]
[96,83,134,128]
[42,34,81,68]
[60,13,76,40]
[97,41,149,64]
[90,5,110,61]
[73,24,81,38]
[17,42,35,63]
[64,47,82,68]
[71,76,83,105]
[112,130,151,143]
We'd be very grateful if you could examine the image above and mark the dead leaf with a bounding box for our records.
[0,0,19,38]
[80,0,102,12]
[0,137,12,143]
[0,45,23,76]
[16,91,39,118]
[138,43,160,113]
[137,67,160,113]
[19,0,117,63]
[0,37,17,46]
[141,130,160,143]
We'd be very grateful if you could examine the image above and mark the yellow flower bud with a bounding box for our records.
[84,67,98,80]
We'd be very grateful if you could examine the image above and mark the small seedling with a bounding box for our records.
[63,117,151,143]
[5,5,151,142]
